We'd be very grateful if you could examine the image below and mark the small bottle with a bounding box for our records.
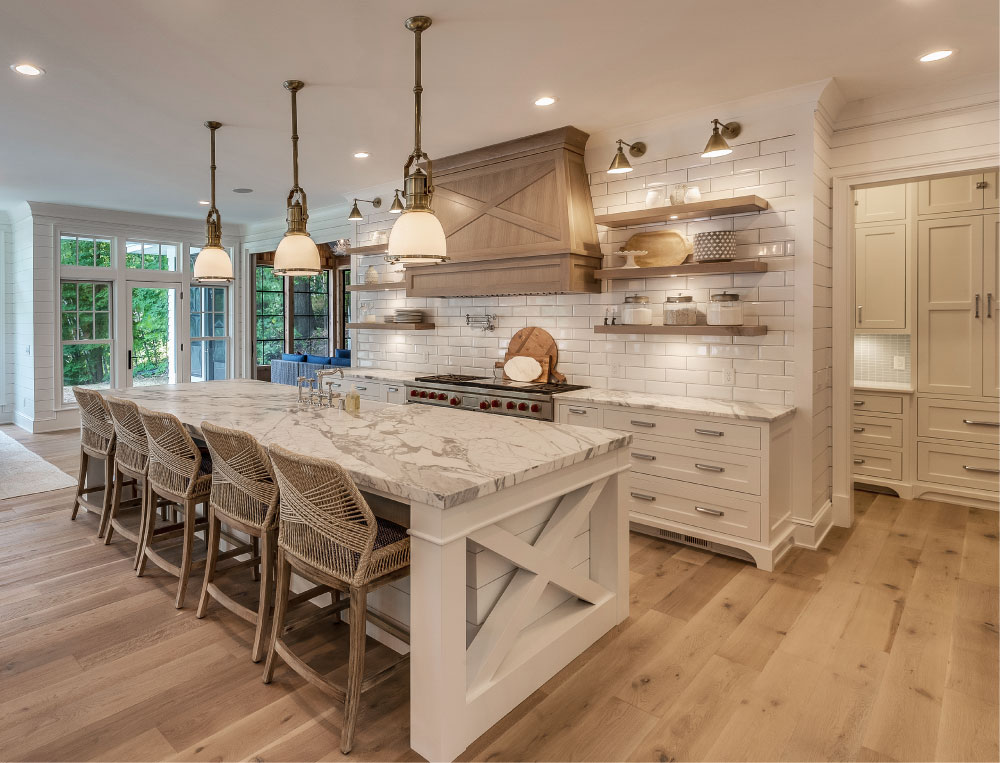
[344,385,361,413]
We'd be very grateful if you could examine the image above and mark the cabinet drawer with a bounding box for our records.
[917,441,1000,493]
[558,404,600,427]
[628,475,761,542]
[628,436,760,495]
[852,414,903,448]
[384,383,405,405]
[852,446,902,481]
[340,379,382,401]
[851,392,903,415]
[603,409,761,450]
[917,398,1000,445]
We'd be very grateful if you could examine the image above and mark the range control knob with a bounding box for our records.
[433,392,443,400]
[479,401,489,410]
[450,397,461,406]
[530,403,541,413]
[517,402,528,411]
[506,401,516,410]
[410,389,419,397]
[419,390,427,398]
[491,399,501,408]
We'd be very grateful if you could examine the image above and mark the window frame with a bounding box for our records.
[58,278,116,405]
[189,282,230,383]
[291,271,332,357]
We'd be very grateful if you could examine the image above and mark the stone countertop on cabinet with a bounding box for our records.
[107,380,630,510]
[852,380,915,393]
[554,388,795,423]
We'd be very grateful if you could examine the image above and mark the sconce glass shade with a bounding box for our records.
[607,145,634,174]
[386,209,447,264]
[193,245,234,282]
[273,232,321,276]
[348,200,364,220]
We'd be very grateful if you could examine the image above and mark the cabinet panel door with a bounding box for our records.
[917,216,984,396]
[855,224,907,329]
[855,185,907,224]
[986,170,999,209]
[918,174,985,215]
[985,213,999,397]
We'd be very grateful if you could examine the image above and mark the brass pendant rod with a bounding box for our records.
[413,24,422,157]
[290,86,300,190]
[209,123,217,210]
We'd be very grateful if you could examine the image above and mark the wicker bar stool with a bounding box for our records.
[136,407,212,608]
[70,387,118,538]
[263,444,411,755]
[196,422,277,663]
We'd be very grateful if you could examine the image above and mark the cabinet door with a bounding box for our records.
[917,216,984,396]
[855,184,907,224]
[987,170,999,209]
[918,174,985,215]
[984,213,999,397]
[855,224,907,329]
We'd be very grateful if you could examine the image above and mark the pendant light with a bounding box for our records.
[607,138,646,174]
[193,121,234,282]
[347,197,382,221]
[385,16,448,266]
[388,189,405,214]
[274,80,321,276]
[701,119,742,158]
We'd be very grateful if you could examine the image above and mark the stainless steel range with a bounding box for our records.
[404,374,588,421]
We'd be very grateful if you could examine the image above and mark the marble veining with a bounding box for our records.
[556,388,795,423]
[107,380,630,509]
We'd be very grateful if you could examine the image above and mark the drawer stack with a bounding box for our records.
[916,397,999,494]
[851,391,908,485]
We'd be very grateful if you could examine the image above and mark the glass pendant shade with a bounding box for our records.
[273,232,321,276]
[193,245,233,282]
[387,210,447,264]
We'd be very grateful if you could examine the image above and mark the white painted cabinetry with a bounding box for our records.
[918,172,994,215]
[325,374,407,404]
[851,390,911,495]
[855,183,907,224]
[855,224,908,329]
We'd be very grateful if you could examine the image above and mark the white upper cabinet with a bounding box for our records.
[987,170,999,210]
[984,213,999,398]
[918,173,988,215]
[855,184,907,224]
[855,224,908,329]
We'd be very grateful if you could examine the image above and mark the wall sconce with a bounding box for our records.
[701,119,741,158]
[348,197,382,221]
[388,189,405,214]
[607,138,646,174]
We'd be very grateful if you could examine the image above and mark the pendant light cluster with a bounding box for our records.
[192,121,234,283]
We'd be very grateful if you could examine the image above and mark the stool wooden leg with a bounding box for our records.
[104,464,123,546]
[262,548,291,684]
[251,528,276,663]
[196,509,221,619]
[341,584,369,755]
[97,455,115,539]
[132,479,148,570]
[71,447,89,521]
[251,535,261,582]
[175,500,197,609]
[136,484,159,577]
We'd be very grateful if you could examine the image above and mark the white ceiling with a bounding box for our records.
[1,0,997,223]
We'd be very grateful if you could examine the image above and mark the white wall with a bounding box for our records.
[0,211,11,423]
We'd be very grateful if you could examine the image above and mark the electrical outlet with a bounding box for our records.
[723,368,735,385]
[609,362,623,377]
[893,355,906,370]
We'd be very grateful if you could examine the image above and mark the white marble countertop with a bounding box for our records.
[108,380,630,509]
[554,388,795,423]
[852,380,914,393]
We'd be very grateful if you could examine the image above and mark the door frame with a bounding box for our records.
[121,280,185,388]
[831,159,998,527]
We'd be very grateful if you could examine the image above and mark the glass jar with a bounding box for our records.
[663,294,697,325]
[622,294,653,325]
[707,291,743,326]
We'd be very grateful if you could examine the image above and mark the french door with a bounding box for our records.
[125,282,182,387]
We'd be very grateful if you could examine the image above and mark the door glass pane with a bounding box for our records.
[130,286,177,386]
[190,285,228,382]
[191,340,227,382]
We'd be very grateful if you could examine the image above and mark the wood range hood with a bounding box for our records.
[404,126,602,297]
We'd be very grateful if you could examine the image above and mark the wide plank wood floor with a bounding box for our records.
[1,424,997,762]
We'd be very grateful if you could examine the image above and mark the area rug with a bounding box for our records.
[0,429,77,499]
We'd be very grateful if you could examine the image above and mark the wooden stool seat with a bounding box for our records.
[70,387,117,538]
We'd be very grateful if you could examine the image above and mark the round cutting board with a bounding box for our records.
[503,327,565,382]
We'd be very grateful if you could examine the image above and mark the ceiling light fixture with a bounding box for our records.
[198,200,210,205]
[701,119,741,158]
[273,80,321,277]
[919,49,953,62]
[354,151,370,158]
[348,197,382,221]
[389,189,405,214]
[10,63,44,76]
[607,138,646,174]
[534,96,557,106]
[386,16,448,266]
[192,121,234,283]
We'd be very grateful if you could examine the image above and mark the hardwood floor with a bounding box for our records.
[1,424,997,762]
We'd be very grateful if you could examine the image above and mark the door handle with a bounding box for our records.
[853,458,866,465]
[355,385,367,391]
[567,408,589,415]
[630,492,656,501]
[695,463,726,473]
[853,400,865,407]
[975,294,981,318]
[630,420,656,428]
[695,506,724,517]
[631,453,657,461]
[976,180,989,189]
[964,465,1000,474]
[963,419,999,427]
[853,427,865,433]
[127,350,133,370]
[988,293,994,319]
[694,428,724,437]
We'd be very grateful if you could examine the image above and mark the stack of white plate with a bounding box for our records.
[392,309,424,323]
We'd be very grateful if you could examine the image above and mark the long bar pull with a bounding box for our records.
[695,463,726,473]
[630,420,656,428]
[963,419,1000,427]
[630,492,656,501]
[567,408,589,415]
[632,453,657,461]
[975,294,981,318]
[695,506,725,517]
[857,305,863,324]
[853,458,866,465]
[963,465,1000,474]
[988,293,994,318]
[694,428,725,437]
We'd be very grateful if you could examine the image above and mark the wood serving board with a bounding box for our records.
[495,326,566,382]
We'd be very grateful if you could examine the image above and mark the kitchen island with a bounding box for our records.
[108,380,631,761]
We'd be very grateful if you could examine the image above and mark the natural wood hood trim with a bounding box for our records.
[432,125,590,174]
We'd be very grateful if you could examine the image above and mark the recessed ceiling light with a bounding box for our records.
[353,151,370,159]
[198,200,211,205]
[232,187,253,194]
[534,96,557,107]
[10,63,44,76]
[919,49,953,62]
[669,215,679,220]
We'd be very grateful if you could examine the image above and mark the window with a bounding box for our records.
[191,285,228,382]
[126,240,178,271]
[60,235,112,267]
[255,265,285,366]
[292,273,330,356]
[340,268,352,350]
[61,281,113,403]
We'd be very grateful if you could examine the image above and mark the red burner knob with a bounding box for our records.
[506,401,516,410]
[410,389,419,397]
[530,404,540,413]
[479,401,489,410]
[517,402,528,411]
[491,399,501,408]
[450,397,460,406]
[419,390,427,398]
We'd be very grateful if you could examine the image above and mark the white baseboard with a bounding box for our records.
[791,499,835,550]
[12,407,79,433]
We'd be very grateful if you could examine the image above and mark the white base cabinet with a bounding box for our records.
[557,400,794,571]
[325,374,406,404]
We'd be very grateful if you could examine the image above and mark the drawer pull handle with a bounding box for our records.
[356,385,367,391]
[630,492,656,501]
[388,387,398,392]
[695,463,726,473]
[631,420,656,428]
[632,453,657,461]
[853,400,865,407]
[567,407,589,415]
[963,465,1000,474]
[963,419,999,427]
[853,458,866,465]
[695,506,725,517]
[694,428,724,437]
[853,427,865,433]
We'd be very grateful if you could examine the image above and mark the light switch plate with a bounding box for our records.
[893,355,906,370]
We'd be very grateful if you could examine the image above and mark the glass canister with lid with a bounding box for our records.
[707,291,744,326]
[622,294,653,325]
[663,294,698,325]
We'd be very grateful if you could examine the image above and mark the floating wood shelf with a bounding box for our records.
[594,324,767,337]
[595,261,768,280]
[594,195,769,228]
[346,282,405,292]
[349,243,389,256]
[346,322,435,331]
